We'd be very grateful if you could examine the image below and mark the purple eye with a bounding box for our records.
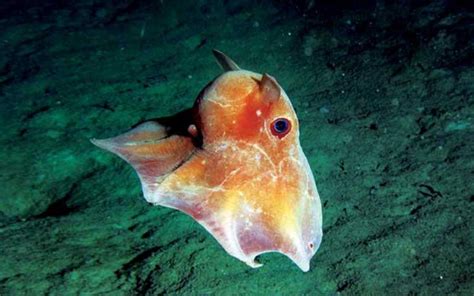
[270,118,291,139]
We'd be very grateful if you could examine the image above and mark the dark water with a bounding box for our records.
[0,0,473,294]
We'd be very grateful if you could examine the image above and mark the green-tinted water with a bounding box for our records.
[0,0,472,294]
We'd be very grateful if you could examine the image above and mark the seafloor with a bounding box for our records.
[0,0,472,294]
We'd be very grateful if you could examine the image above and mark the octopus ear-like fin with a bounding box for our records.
[212,49,240,71]
[259,73,281,102]
[91,120,196,203]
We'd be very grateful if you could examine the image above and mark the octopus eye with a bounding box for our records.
[270,118,291,139]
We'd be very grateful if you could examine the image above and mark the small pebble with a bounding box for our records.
[319,106,330,113]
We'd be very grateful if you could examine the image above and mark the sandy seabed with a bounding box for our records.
[0,0,472,294]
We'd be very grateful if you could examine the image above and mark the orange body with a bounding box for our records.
[92,51,322,271]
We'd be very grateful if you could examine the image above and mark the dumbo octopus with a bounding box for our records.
[92,50,323,271]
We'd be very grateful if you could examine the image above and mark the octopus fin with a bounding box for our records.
[212,49,240,71]
[259,73,281,102]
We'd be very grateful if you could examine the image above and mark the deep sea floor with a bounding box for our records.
[0,0,473,294]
